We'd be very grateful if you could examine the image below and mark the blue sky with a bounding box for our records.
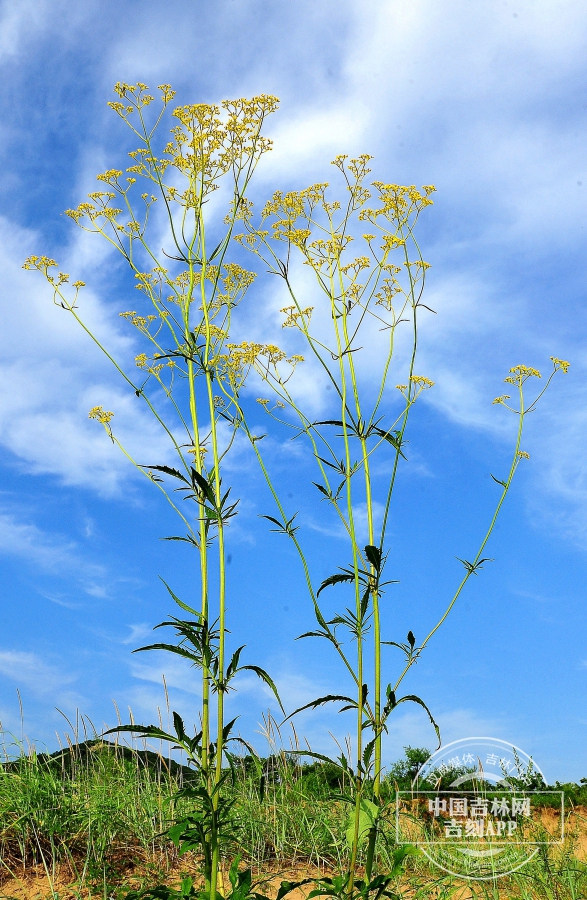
[0,0,586,781]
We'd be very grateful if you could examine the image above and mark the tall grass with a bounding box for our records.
[1,736,586,899]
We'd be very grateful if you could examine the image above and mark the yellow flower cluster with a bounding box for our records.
[280,305,314,328]
[360,183,436,223]
[153,94,279,203]
[395,375,434,399]
[22,255,58,274]
[340,257,371,277]
[411,375,434,388]
[88,406,114,424]
[550,356,570,373]
[375,276,403,310]
[119,310,158,331]
[504,365,542,386]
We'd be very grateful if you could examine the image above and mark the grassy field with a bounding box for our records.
[1,736,586,900]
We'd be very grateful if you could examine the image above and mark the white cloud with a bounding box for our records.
[0,650,82,706]
[130,653,202,697]
[0,508,103,583]
[122,623,153,646]
[0,0,586,537]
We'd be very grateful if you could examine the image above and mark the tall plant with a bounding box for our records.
[23,82,286,900]
[226,157,568,892]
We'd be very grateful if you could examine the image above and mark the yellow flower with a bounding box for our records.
[88,406,114,424]
[410,375,434,388]
[492,395,510,405]
[517,451,530,459]
[550,356,570,373]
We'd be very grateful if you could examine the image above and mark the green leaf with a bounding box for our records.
[226,645,245,681]
[161,535,199,548]
[316,572,355,596]
[297,629,334,641]
[238,664,285,714]
[140,464,190,485]
[191,468,217,506]
[283,694,357,721]
[345,798,380,849]
[362,739,376,773]
[456,556,493,576]
[490,473,507,488]
[208,234,229,262]
[275,880,315,900]
[372,426,407,459]
[132,642,201,665]
[103,723,178,744]
[394,694,441,748]
[364,545,382,572]
[222,716,239,743]
[160,579,200,617]
[173,711,186,742]
[312,482,331,498]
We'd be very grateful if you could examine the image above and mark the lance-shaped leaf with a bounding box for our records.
[383,691,441,748]
[237,664,284,714]
[371,426,407,458]
[102,723,200,759]
[191,468,217,506]
[160,579,201,617]
[226,645,245,682]
[313,482,331,498]
[316,571,356,596]
[274,879,316,900]
[140,464,190,485]
[161,535,200,549]
[456,556,493,576]
[283,694,358,721]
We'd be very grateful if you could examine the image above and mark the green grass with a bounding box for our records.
[1,737,586,899]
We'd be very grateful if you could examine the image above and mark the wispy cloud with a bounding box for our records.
[0,649,81,705]
[0,509,101,576]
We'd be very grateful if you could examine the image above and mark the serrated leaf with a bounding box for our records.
[238,664,284,713]
[173,711,186,742]
[316,572,355,596]
[140,464,190,485]
[283,694,357,721]
[161,535,199,548]
[364,544,382,572]
[191,468,216,506]
[394,694,441,748]
[160,579,200,616]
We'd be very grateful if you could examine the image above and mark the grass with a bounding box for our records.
[1,735,586,900]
